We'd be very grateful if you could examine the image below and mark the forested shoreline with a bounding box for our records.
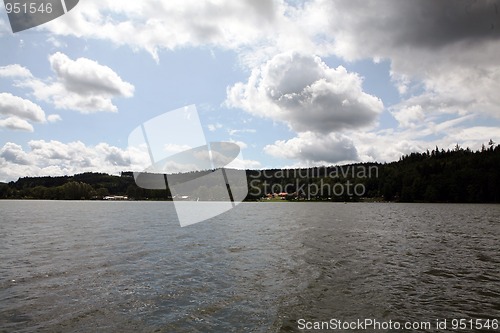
[1,144,499,203]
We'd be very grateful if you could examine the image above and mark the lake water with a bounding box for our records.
[1,201,499,332]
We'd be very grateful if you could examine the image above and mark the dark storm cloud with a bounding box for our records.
[326,0,500,57]
[386,0,500,48]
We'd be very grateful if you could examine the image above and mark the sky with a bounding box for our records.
[1,0,500,182]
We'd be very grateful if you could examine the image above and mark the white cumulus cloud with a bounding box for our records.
[0,140,150,182]
[264,132,358,164]
[0,64,33,78]
[392,105,425,128]
[14,52,134,113]
[49,52,134,97]
[43,0,289,62]
[47,114,62,123]
[0,93,46,131]
[0,117,34,132]
[0,92,45,122]
[227,52,384,134]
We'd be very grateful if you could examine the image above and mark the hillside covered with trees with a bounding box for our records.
[379,143,500,202]
[1,144,499,203]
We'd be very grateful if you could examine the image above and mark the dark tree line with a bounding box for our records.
[1,144,499,203]
[0,172,171,200]
[379,144,500,202]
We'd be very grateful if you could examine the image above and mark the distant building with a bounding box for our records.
[103,195,128,200]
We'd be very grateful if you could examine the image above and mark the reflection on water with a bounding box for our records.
[1,201,499,332]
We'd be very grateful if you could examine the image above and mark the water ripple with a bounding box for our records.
[0,201,499,332]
